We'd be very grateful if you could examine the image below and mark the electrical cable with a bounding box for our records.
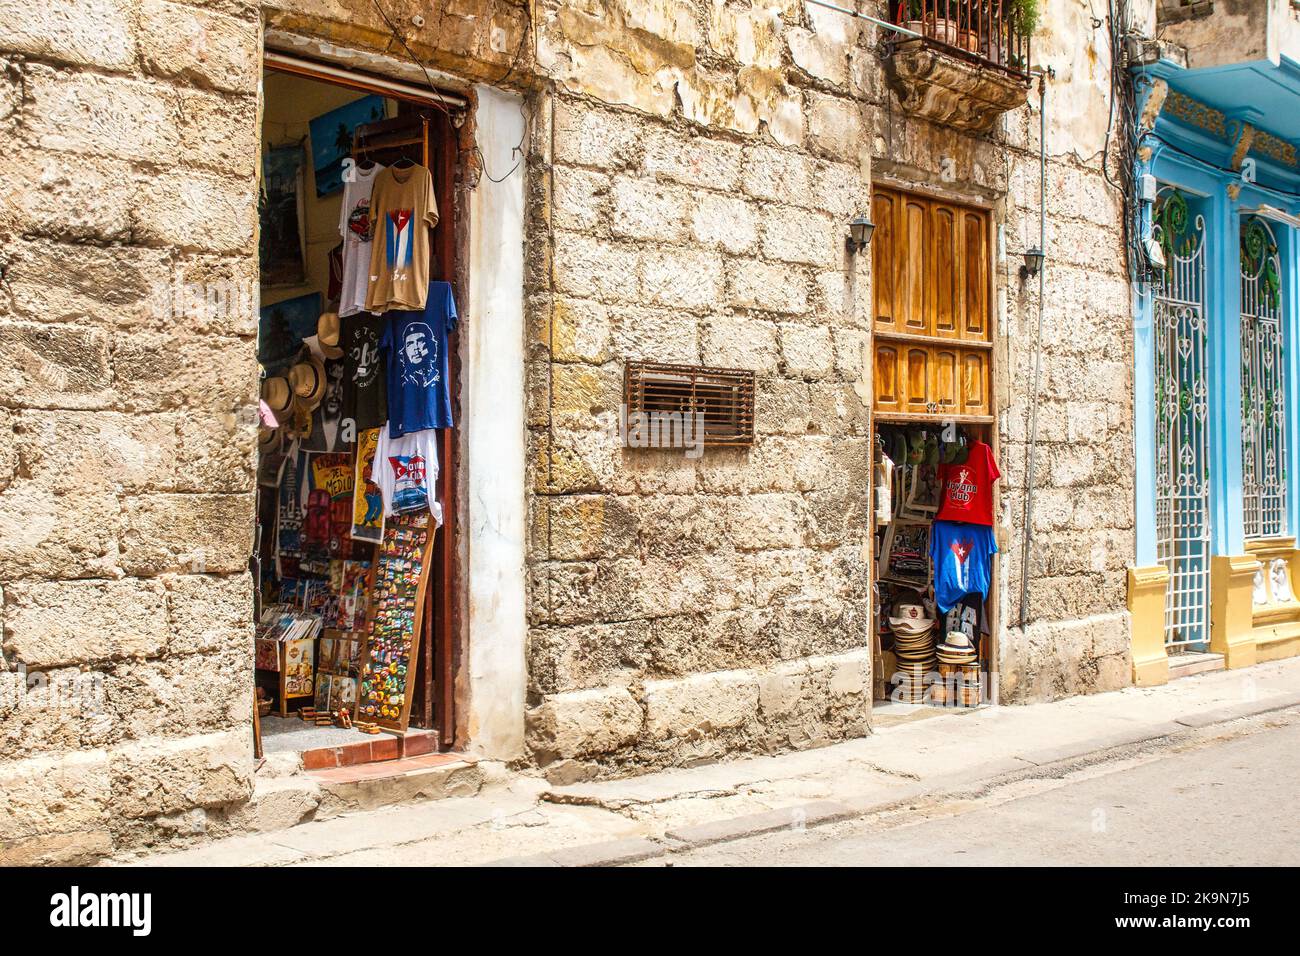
[368,0,531,184]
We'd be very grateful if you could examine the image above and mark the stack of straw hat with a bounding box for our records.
[935,631,981,707]
[888,604,935,704]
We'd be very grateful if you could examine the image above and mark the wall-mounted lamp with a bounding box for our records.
[1020,247,1045,279]
[846,215,875,254]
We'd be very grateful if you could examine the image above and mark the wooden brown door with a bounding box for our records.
[872,187,992,419]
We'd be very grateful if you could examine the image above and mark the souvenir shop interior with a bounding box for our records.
[252,63,462,757]
[871,422,1002,710]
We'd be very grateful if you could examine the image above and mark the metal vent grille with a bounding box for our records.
[623,362,755,448]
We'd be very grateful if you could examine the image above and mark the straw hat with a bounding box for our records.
[317,311,344,359]
[289,351,326,406]
[257,424,283,454]
[261,376,293,416]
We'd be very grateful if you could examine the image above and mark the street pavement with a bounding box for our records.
[637,711,1300,866]
[127,657,1300,867]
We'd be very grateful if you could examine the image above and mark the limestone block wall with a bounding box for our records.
[0,0,1140,857]
[521,1,880,781]
[0,0,264,863]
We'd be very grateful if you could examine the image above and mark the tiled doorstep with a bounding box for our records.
[308,751,475,785]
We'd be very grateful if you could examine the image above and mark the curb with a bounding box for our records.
[481,694,1300,867]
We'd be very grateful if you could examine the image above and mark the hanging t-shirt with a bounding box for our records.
[374,424,442,525]
[337,162,385,317]
[365,163,439,313]
[380,281,458,436]
[935,440,1001,526]
[929,520,998,613]
[342,312,387,432]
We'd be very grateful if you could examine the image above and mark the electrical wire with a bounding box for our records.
[368,0,531,183]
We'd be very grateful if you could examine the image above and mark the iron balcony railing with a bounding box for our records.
[891,1,1032,77]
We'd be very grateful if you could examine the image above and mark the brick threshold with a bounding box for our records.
[299,726,443,771]
[307,751,475,784]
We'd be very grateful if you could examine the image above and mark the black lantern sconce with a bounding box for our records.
[846,215,875,254]
[1020,247,1045,279]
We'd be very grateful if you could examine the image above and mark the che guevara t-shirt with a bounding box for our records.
[935,440,1001,526]
[380,281,458,437]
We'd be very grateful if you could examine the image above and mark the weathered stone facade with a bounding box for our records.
[0,0,1137,861]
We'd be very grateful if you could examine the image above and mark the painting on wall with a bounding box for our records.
[259,144,307,287]
[258,292,322,373]
[309,94,386,198]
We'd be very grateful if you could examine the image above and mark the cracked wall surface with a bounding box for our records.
[0,0,1135,860]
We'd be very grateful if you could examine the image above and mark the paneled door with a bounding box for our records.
[872,188,992,418]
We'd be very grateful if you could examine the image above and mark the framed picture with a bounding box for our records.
[259,292,322,373]
[881,519,931,587]
[259,144,307,286]
[898,461,943,520]
[308,94,386,197]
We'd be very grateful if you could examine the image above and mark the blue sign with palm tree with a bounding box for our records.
[309,94,386,197]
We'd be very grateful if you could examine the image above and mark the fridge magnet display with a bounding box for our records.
[358,512,433,732]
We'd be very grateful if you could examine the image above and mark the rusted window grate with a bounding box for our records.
[623,362,755,448]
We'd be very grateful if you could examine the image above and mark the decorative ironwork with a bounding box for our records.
[1240,216,1289,538]
[889,1,1032,78]
[1153,187,1212,651]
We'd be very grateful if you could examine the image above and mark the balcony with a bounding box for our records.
[882,1,1034,133]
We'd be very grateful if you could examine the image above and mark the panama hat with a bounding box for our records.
[257,424,283,454]
[317,311,344,359]
[288,351,326,406]
[261,375,293,416]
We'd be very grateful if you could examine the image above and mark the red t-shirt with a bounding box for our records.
[935,441,1000,526]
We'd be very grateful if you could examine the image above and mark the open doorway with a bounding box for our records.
[868,186,1002,723]
[251,57,465,766]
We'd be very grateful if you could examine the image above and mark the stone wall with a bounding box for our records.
[521,0,877,780]
[0,0,264,863]
[0,0,1138,859]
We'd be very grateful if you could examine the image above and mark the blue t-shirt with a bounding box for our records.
[381,281,458,436]
[929,520,997,613]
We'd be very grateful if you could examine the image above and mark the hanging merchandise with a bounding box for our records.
[374,424,442,523]
[342,312,388,431]
[337,161,386,317]
[381,280,459,435]
[358,512,433,731]
[935,439,1001,526]
[300,355,350,452]
[365,162,439,312]
[929,520,998,613]
[351,426,385,542]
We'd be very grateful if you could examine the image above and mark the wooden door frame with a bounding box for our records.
[262,50,469,750]
[867,179,1004,707]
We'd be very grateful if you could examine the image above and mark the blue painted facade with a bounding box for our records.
[1131,57,1300,589]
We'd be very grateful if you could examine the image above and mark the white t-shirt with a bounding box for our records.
[374,424,441,525]
[337,163,385,318]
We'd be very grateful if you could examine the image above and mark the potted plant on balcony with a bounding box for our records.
[899,1,980,53]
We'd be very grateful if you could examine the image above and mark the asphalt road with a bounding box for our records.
[646,715,1300,866]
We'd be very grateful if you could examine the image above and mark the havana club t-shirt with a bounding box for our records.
[935,440,1000,526]
[364,163,439,313]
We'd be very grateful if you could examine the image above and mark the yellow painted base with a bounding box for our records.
[1211,554,1261,669]
[1128,565,1170,686]
[1246,538,1300,664]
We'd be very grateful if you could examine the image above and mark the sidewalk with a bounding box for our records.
[122,657,1300,867]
